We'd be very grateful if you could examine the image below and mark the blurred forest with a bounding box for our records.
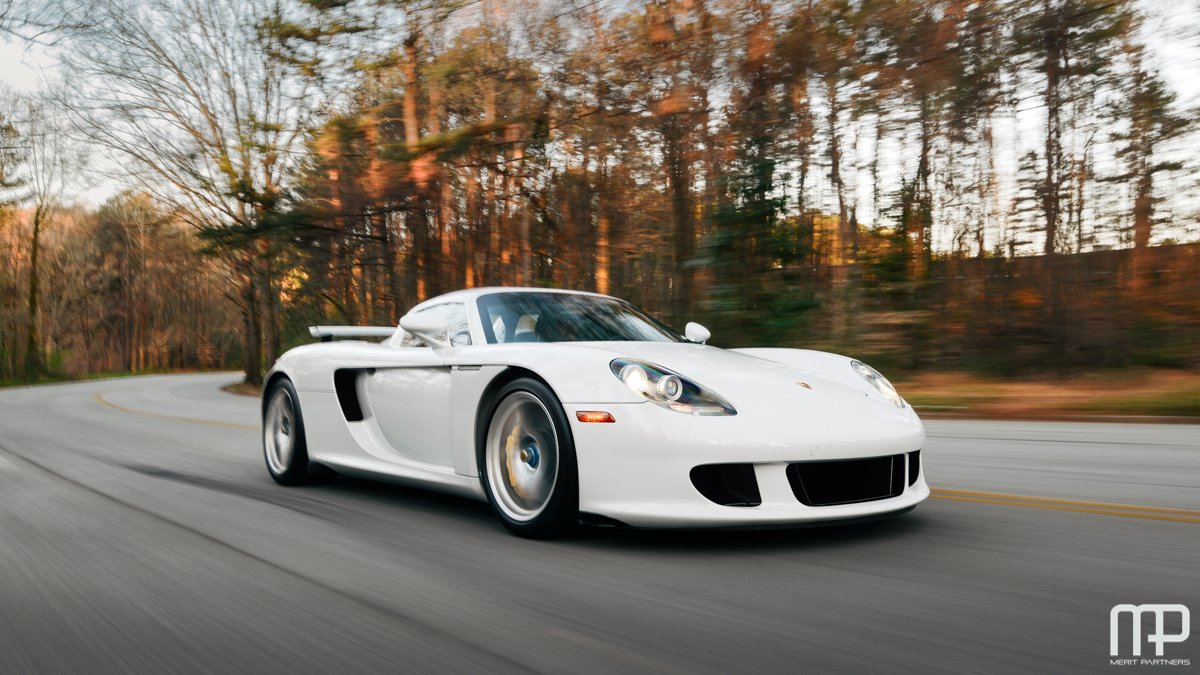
[0,0,1198,385]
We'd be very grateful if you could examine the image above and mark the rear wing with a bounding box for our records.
[309,326,397,342]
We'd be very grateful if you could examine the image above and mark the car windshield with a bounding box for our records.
[477,292,682,344]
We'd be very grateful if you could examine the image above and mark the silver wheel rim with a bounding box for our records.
[264,388,296,475]
[485,391,559,522]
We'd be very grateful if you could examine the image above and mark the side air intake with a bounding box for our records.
[333,369,365,422]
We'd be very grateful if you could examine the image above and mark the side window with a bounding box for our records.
[400,302,473,348]
[445,303,472,346]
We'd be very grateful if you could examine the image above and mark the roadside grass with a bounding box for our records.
[1063,386,1200,417]
[0,369,170,388]
[222,381,261,397]
[0,368,222,389]
[897,369,1200,419]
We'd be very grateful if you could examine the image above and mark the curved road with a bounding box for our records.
[0,373,1196,673]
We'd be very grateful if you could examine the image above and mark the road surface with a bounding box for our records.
[0,373,1196,674]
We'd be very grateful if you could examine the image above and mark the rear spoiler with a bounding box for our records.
[309,326,396,342]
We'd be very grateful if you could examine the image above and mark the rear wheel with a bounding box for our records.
[263,378,320,485]
[480,378,578,538]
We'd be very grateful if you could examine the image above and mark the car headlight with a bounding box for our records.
[610,358,736,416]
[851,360,905,408]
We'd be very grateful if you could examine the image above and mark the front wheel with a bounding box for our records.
[480,378,579,538]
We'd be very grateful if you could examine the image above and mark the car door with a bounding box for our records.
[360,302,472,468]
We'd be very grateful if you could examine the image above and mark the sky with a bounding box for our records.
[0,38,124,205]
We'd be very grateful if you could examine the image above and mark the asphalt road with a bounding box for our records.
[0,373,1196,674]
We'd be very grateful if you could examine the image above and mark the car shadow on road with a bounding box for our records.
[286,473,939,554]
[122,462,500,530]
[124,462,939,553]
[569,511,934,554]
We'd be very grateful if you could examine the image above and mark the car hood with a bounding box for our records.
[572,341,915,424]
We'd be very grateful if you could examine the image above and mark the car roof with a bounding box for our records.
[410,286,616,313]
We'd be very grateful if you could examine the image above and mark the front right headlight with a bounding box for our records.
[851,360,906,408]
[610,358,736,416]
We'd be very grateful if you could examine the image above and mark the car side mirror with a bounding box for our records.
[685,322,710,345]
[399,313,450,348]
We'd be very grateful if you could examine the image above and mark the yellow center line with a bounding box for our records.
[93,390,258,431]
[930,489,1200,524]
[933,488,1200,516]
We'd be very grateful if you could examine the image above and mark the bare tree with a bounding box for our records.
[0,95,27,378]
[0,94,74,377]
[1108,37,1192,288]
[1,0,91,42]
[57,0,318,384]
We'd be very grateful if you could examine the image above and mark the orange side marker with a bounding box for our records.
[576,411,616,423]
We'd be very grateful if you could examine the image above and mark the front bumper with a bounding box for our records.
[565,401,929,528]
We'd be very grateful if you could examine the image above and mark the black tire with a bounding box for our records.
[262,377,321,485]
[478,377,579,538]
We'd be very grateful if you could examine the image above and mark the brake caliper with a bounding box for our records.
[504,425,528,498]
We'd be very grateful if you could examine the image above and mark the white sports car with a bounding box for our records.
[262,287,929,537]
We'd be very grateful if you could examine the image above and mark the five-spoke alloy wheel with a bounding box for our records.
[480,378,578,538]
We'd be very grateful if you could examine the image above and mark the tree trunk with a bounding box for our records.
[595,208,610,295]
[228,187,265,385]
[663,113,693,318]
[261,250,279,368]
[440,175,455,292]
[980,118,999,259]
[510,129,531,286]
[124,244,135,372]
[1131,170,1153,290]
[1132,173,1153,250]
[24,203,45,378]
[594,119,610,295]
[794,77,814,268]
[483,81,499,285]
[913,94,933,279]
[1040,0,1066,368]
[241,256,263,386]
[827,77,850,263]
[826,76,851,340]
[465,166,478,288]
[499,126,516,284]
[1041,0,1061,256]
[427,86,454,295]
[403,32,430,304]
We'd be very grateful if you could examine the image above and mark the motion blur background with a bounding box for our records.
[1,0,1198,415]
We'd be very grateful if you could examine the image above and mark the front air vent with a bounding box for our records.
[690,464,762,507]
[787,455,905,507]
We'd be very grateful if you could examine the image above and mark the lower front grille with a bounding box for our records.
[786,455,905,507]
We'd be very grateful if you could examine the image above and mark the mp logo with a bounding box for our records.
[1110,604,1191,657]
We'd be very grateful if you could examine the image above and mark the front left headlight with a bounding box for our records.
[610,358,736,416]
[851,360,906,408]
